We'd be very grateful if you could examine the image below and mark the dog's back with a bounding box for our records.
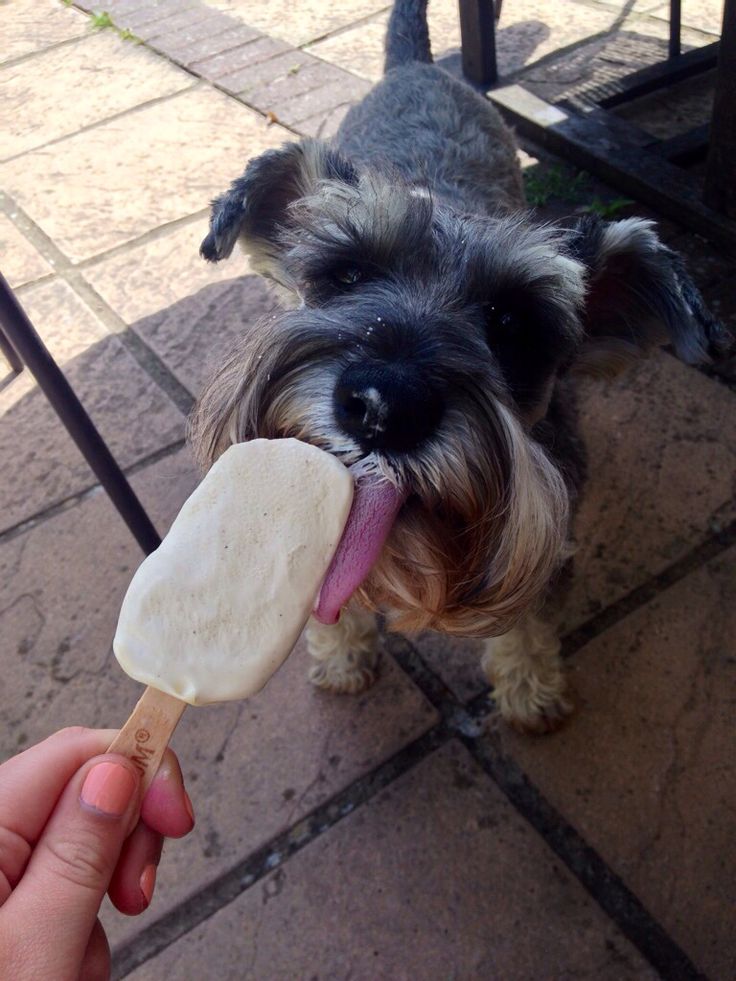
[334,0,525,215]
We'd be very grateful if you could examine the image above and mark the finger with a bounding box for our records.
[0,728,118,846]
[8,754,141,974]
[108,753,194,915]
[108,822,163,915]
[78,918,111,981]
[0,728,118,894]
[141,750,195,839]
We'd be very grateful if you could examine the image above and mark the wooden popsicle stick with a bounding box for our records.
[107,686,187,793]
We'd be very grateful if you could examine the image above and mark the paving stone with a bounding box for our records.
[73,0,149,15]
[221,50,334,106]
[110,0,201,32]
[305,12,391,83]
[0,31,192,160]
[499,0,632,76]
[82,218,251,324]
[128,741,658,981]
[499,547,736,979]
[132,275,279,398]
[406,356,736,699]
[0,214,53,287]
[649,0,725,34]
[133,6,219,42]
[218,50,320,100]
[82,220,277,397]
[305,0,466,84]
[0,279,183,531]
[206,0,390,48]
[2,0,90,63]
[275,75,372,128]
[295,101,354,140]
[388,629,486,702]
[0,87,292,263]
[564,357,736,629]
[150,14,250,61]
[159,22,261,64]
[589,0,667,13]
[191,37,291,82]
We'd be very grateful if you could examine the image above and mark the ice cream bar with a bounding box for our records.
[107,439,354,787]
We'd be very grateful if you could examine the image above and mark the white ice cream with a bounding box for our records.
[113,439,354,705]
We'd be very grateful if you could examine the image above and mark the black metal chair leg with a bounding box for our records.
[459,0,498,86]
[669,0,682,57]
[0,272,162,555]
[0,322,24,374]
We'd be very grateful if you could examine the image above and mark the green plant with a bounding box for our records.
[90,10,113,28]
[582,196,634,219]
[523,165,588,207]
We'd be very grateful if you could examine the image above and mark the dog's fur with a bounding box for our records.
[193,0,730,732]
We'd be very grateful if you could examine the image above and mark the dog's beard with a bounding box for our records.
[189,310,570,638]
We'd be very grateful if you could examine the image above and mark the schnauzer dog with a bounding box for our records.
[193,0,728,732]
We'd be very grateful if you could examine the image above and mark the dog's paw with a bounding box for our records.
[490,677,574,735]
[308,649,379,695]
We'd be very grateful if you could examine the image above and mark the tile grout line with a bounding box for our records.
[0,30,94,71]
[384,636,705,981]
[561,512,736,658]
[0,81,203,167]
[298,5,392,50]
[0,438,186,549]
[67,271,196,415]
[111,723,452,979]
[0,193,211,280]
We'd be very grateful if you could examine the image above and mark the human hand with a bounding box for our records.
[0,726,195,980]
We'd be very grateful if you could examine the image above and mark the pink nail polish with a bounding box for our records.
[81,762,136,817]
[140,864,157,906]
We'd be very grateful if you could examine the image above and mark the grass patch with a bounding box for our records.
[524,164,635,217]
[581,196,635,219]
[90,10,114,28]
[75,8,142,42]
[524,165,588,207]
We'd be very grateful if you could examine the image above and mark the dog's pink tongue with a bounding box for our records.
[313,476,406,624]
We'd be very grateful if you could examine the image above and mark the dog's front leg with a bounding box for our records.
[481,614,573,734]
[306,606,380,694]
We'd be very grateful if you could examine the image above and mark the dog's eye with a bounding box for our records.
[333,266,363,287]
[485,305,516,331]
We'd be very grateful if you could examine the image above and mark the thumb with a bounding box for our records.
[9,755,141,973]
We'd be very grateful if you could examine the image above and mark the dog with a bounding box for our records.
[192,0,729,733]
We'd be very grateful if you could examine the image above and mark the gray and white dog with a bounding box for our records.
[194,0,728,732]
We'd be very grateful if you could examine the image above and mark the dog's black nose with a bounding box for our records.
[334,362,443,452]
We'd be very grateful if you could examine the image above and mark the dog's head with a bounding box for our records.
[192,140,729,636]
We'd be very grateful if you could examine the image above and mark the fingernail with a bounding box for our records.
[81,762,137,817]
[183,790,195,826]
[140,864,157,907]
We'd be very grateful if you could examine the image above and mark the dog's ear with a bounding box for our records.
[200,140,358,276]
[567,215,732,376]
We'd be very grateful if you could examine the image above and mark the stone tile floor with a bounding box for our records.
[1,0,734,978]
